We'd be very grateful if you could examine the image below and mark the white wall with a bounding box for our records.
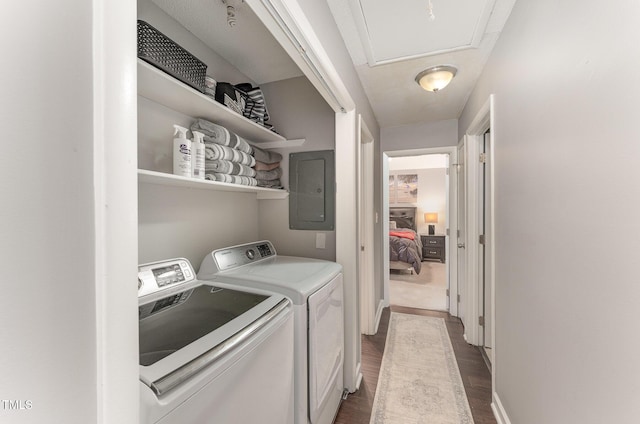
[458,1,640,423]
[389,154,448,170]
[1,1,138,422]
[258,77,337,261]
[138,186,260,267]
[381,118,458,151]
[2,1,95,421]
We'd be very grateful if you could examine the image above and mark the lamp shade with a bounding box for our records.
[424,212,438,224]
[415,66,457,92]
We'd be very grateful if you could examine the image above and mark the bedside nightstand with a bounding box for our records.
[420,234,446,263]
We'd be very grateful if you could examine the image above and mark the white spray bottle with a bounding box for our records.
[191,130,206,180]
[172,125,191,177]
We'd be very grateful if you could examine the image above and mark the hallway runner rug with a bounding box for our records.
[370,313,473,424]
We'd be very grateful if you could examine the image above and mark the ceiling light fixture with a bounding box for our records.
[415,65,457,92]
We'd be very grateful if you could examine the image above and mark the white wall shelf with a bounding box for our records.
[138,59,288,145]
[253,138,306,150]
[138,169,289,200]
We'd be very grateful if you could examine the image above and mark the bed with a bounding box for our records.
[389,207,423,274]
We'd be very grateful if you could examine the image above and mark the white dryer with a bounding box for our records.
[138,257,294,424]
[198,241,345,424]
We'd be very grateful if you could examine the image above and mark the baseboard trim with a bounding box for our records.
[492,393,512,424]
[374,300,385,333]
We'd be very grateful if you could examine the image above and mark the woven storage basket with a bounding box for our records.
[137,20,207,93]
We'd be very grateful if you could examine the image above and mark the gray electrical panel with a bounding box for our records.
[289,150,335,230]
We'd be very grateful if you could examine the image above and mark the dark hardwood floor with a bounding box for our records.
[334,306,495,424]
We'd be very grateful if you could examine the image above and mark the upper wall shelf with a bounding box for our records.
[138,169,289,200]
[137,59,287,144]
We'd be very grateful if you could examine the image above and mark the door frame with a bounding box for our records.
[96,0,139,421]
[358,115,377,335]
[481,131,493,355]
[381,146,458,316]
[455,140,466,322]
[461,95,496,352]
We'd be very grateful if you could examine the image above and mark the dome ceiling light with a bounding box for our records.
[415,65,457,92]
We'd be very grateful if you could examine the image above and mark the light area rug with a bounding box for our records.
[370,313,473,424]
[390,262,447,311]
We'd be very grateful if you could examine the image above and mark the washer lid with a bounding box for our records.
[211,256,342,304]
[139,285,269,366]
[138,281,290,394]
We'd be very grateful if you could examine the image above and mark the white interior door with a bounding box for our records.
[444,154,451,313]
[358,116,375,335]
[482,131,493,357]
[462,95,495,347]
[478,134,486,347]
[456,141,466,324]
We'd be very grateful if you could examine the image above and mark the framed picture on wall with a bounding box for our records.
[389,175,397,204]
[396,174,418,203]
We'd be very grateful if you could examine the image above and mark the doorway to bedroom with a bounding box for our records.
[386,153,450,312]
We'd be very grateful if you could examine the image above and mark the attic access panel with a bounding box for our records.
[289,150,335,231]
[355,0,495,65]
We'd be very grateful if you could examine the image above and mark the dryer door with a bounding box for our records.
[307,273,344,423]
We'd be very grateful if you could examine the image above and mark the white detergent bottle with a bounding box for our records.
[172,125,191,177]
[191,130,206,180]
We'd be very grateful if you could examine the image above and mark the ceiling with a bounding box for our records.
[152,0,303,83]
[153,0,516,129]
[327,0,517,127]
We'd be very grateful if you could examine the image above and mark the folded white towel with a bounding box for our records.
[191,118,252,154]
[205,142,255,166]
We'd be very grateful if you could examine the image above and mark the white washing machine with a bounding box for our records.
[138,258,294,424]
[198,241,345,424]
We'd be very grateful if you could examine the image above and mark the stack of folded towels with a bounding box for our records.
[191,118,285,189]
[191,118,258,186]
[251,144,283,189]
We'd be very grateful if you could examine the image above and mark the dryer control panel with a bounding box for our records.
[138,258,195,298]
[203,241,277,274]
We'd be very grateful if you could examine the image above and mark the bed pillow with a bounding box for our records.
[391,217,414,230]
[389,220,397,229]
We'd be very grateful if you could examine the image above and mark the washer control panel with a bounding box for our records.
[138,258,195,298]
[212,241,276,272]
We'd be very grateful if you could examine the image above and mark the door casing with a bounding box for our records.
[381,147,458,315]
[456,141,466,322]
[358,116,377,335]
[460,95,496,359]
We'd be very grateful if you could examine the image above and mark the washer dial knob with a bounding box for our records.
[246,249,256,260]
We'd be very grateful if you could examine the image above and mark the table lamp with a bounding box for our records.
[424,212,438,235]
